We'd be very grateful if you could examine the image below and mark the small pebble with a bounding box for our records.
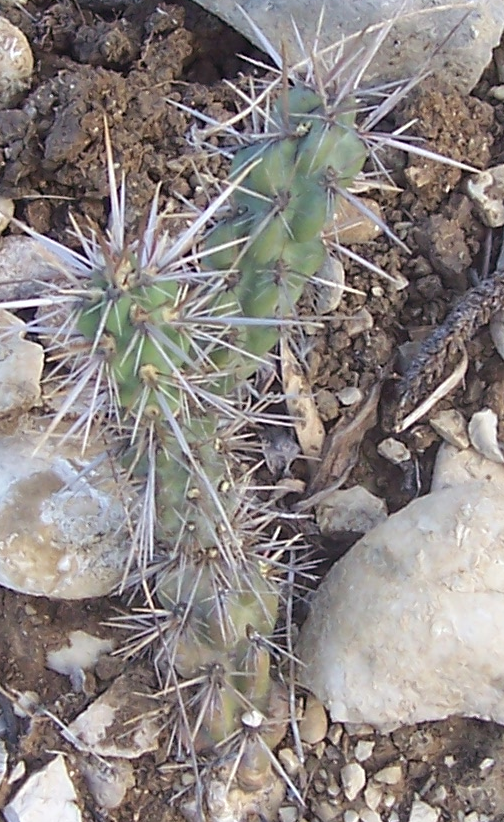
[429,409,469,450]
[0,197,13,234]
[326,724,343,746]
[364,782,382,811]
[479,757,495,772]
[0,18,34,108]
[377,438,411,465]
[279,806,298,822]
[278,748,302,777]
[80,758,134,810]
[360,810,382,822]
[344,723,375,737]
[408,799,440,822]
[312,255,345,314]
[299,695,328,745]
[373,764,402,785]
[316,485,387,537]
[313,799,338,822]
[343,811,360,822]
[333,196,383,244]
[345,308,374,338]
[490,310,504,361]
[355,739,375,762]
[337,387,363,406]
[467,165,504,227]
[341,762,366,801]
[490,84,504,100]
[468,408,504,464]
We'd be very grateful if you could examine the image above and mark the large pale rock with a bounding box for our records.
[297,478,504,731]
[0,428,130,599]
[3,755,81,822]
[0,236,60,302]
[0,17,33,109]
[193,0,504,94]
[0,309,43,418]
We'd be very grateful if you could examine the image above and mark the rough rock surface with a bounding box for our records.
[0,428,130,599]
[68,672,162,758]
[3,755,81,822]
[297,477,504,730]
[192,0,504,93]
[0,309,43,417]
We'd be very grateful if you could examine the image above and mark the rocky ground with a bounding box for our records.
[1,1,504,821]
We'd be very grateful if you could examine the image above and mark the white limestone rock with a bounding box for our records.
[431,441,504,493]
[0,17,33,109]
[0,427,130,599]
[466,165,504,227]
[297,478,504,730]
[0,310,43,418]
[0,236,60,302]
[3,755,81,822]
[46,631,115,690]
[68,673,161,758]
[0,197,13,235]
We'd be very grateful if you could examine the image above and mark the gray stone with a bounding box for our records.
[431,442,504,493]
[297,479,504,730]
[466,165,504,227]
[0,425,130,599]
[0,17,33,109]
[408,800,439,822]
[3,755,81,822]
[79,758,135,809]
[0,236,60,301]
[192,0,504,94]
[68,673,161,759]
[0,309,43,418]
[0,197,13,235]
[341,762,366,801]
[316,485,387,536]
[429,409,469,450]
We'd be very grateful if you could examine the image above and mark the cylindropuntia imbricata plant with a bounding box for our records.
[0,11,477,816]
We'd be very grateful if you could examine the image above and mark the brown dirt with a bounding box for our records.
[1,1,504,820]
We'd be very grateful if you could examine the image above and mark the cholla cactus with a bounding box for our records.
[0,12,475,813]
